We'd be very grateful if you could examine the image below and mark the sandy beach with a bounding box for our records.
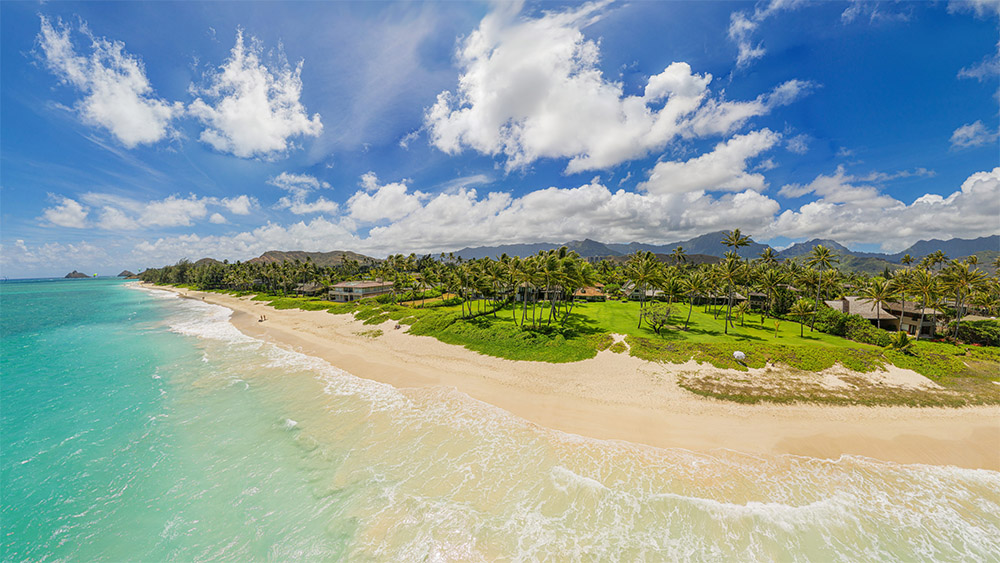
[151,284,1000,471]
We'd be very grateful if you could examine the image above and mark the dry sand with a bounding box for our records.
[151,285,1000,471]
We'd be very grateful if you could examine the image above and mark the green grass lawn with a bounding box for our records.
[572,300,865,348]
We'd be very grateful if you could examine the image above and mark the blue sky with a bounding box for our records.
[2,0,998,277]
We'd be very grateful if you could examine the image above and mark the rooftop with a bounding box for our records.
[825,296,898,321]
[331,280,394,289]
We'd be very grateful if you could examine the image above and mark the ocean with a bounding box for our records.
[2,278,999,561]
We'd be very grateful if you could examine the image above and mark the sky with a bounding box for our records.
[1,0,998,278]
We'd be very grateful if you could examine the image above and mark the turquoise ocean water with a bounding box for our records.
[2,278,999,561]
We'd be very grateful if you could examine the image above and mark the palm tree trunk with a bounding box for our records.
[526,289,531,325]
[811,278,821,332]
[512,289,519,326]
[532,290,538,327]
[953,292,964,339]
[899,295,906,334]
[548,285,556,325]
[917,298,927,339]
[685,296,694,330]
[637,284,646,329]
[725,286,733,334]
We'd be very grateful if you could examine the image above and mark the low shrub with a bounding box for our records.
[844,315,892,346]
[951,319,1000,347]
[426,296,463,308]
[812,306,851,337]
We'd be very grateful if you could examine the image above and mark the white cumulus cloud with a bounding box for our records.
[269,172,338,215]
[41,196,90,228]
[96,206,140,230]
[137,195,210,227]
[767,167,1000,251]
[425,2,811,173]
[640,129,781,195]
[189,29,323,159]
[42,192,257,231]
[36,16,183,148]
[219,194,258,215]
[347,172,428,222]
[950,120,999,148]
[123,176,782,264]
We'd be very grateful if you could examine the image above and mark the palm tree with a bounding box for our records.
[757,267,786,321]
[889,268,912,333]
[733,301,751,327]
[758,247,779,266]
[940,261,988,339]
[789,299,814,337]
[929,250,948,270]
[804,245,839,331]
[901,254,914,267]
[625,251,662,328]
[716,255,744,334]
[671,246,687,266]
[911,268,939,338]
[887,331,915,355]
[722,229,752,257]
[681,271,709,330]
[859,277,897,330]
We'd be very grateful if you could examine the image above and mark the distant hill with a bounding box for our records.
[606,231,770,259]
[784,254,902,276]
[895,235,999,261]
[779,234,999,265]
[247,250,376,267]
[778,239,853,260]
[193,258,222,267]
[452,241,565,260]
[118,270,135,277]
[664,231,770,259]
[455,231,769,261]
[451,238,620,259]
[447,232,999,272]
[563,239,622,257]
[594,252,721,266]
[65,270,89,278]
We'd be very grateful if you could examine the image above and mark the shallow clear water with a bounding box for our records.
[2,279,999,561]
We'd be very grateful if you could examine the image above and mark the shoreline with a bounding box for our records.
[147,284,1000,470]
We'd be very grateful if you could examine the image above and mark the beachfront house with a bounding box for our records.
[696,292,747,306]
[330,280,394,302]
[294,281,326,296]
[884,301,940,337]
[573,284,607,302]
[824,297,899,331]
[620,282,671,301]
[824,297,939,337]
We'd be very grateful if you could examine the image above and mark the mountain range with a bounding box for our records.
[185,233,997,276]
[448,233,999,273]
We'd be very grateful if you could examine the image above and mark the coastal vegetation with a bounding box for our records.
[140,231,1000,405]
